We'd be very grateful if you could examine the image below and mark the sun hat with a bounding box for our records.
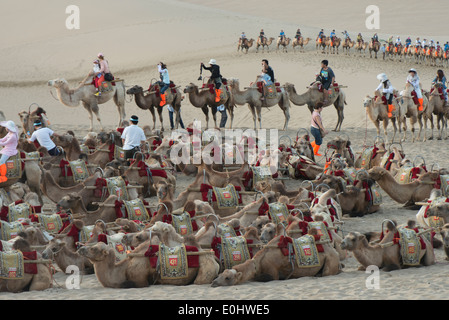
[377,73,388,82]
[209,59,217,65]
[97,53,104,58]
[408,68,417,73]
[0,120,18,133]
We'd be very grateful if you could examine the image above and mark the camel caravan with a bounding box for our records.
[2,52,449,294]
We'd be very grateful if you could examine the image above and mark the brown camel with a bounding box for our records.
[18,105,50,136]
[316,36,329,53]
[0,237,52,292]
[227,77,291,130]
[292,37,311,52]
[327,37,341,54]
[126,85,183,131]
[78,240,219,288]
[42,238,94,274]
[326,135,355,167]
[211,233,341,286]
[337,182,381,217]
[276,37,291,53]
[48,77,126,131]
[354,41,368,57]
[425,84,447,140]
[341,220,435,271]
[238,38,255,53]
[438,224,449,260]
[283,82,346,132]
[183,82,235,129]
[256,37,275,53]
[368,166,438,207]
[369,40,380,59]
[342,38,354,55]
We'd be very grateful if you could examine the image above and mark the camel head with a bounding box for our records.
[150,221,184,246]
[249,215,270,232]
[77,241,113,262]
[53,133,75,148]
[11,237,32,252]
[42,238,66,260]
[156,180,174,201]
[183,83,197,94]
[211,268,243,287]
[48,78,69,89]
[260,222,277,243]
[340,232,367,250]
[18,226,49,246]
[439,224,449,248]
[57,192,82,211]
[126,85,144,95]
[122,229,152,247]
[368,167,387,181]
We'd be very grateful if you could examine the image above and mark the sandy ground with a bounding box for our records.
[1,0,449,301]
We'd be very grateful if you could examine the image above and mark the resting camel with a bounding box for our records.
[341,220,435,271]
[42,238,94,274]
[183,82,235,129]
[78,239,219,288]
[283,82,346,132]
[0,237,52,292]
[276,37,291,53]
[227,77,291,130]
[48,77,126,131]
[368,167,438,207]
[326,135,355,167]
[292,37,311,52]
[211,232,341,286]
[337,183,381,217]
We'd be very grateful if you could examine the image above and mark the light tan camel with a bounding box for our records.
[327,37,341,54]
[354,41,368,57]
[316,36,329,53]
[341,220,435,271]
[18,105,50,136]
[256,37,275,53]
[342,38,354,55]
[368,166,439,207]
[369,40,381,59]
[292,37,311,52]
[283,82,346,131]
[183,82,235,129]
[398,83,428,141]
[211,233,341,286]
[48,77,126,131]
[425,84,447,140]
[276,37,291,53]
[238,38,255,53]
[227,77,291,130]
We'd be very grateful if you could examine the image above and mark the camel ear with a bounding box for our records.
[235,271,243,283]
[102,248,109,256]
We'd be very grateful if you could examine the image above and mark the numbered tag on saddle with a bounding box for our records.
[395,165,413,184]
[221,236,251,269]
[159,244,188,280]
[212,184,239,209]
[171,212,194,236]
[5,154,22,179]
[0,250,24,280]
[0,220,25,241]
[69,159,90,183]
[343,167,358,184]
[36,214,64,234]
[251,165,272,189]
[359,148,373,169]
[398,227,421,266]
[370,183,383,206]
[292,234,320,268]
[107,233,128,262]
[123,198,149,222]
[114,146,126,161]
[217,223,238,239]
[266,84,277,99]
[106,176,129,201]
[78,225,95,243]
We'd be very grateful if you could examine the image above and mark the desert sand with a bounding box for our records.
[1,0,449,301]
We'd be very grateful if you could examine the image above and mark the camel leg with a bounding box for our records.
[211,105,218,128]
[248,105,257,130]
[256,106,262,129]
[201,106,209,129]
[149,107,156,131]
[390,118,398,143]
[82,101,96,131]
[114,85,126,127]
[382,119,389,142]
[410,116,417,142]
[226,104,234,129]
[429,114,434,140]
[417,114,424,141]
[157,106,164,132]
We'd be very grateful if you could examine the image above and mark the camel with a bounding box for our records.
[126,84,183,131]
[238,38,255,53]
[256,37,275,53]
[0,237,52,292]
[226,77,291,130]
[368,166,438,207]
[48,77,126,131]
[276,37,291,53]
[424,84,447,140]
[337,183,381,217]
[283,82,346,131]
[341,220,435,271]
[354,41,368,57]
[77,239,219,288]
[18,106,50,136]
[363,92,403,143]
[211,233,341,286]
[56,193,122,225]
[183,82,235,129]
[292,37,311,52]
[398,83,428,142]
[438,224,449,260]
[341,38,354,55]
[327,37,341,54]
[369,40,381,59]
[316,36,329,53]
[42,238,94,274]
[325,135,355,167]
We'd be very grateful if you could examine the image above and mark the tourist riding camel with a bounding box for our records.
[431,69,448,107]
[121,115,146,163]
[407,68,424,111]
[376,73,396,118]
[317,59,335,103]
[95,53,113,96]
[260,59,275,101]
[201,59,223,103]
[0,120,19,183]
[157,62,170,107]
[27,120,61,156]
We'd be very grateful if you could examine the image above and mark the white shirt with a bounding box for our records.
[121,125,146,150]
[407,75,422,98]
[376,81,394,97]
[28,127,56,150]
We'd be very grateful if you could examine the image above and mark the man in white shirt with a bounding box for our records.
[27,120,61,156]
[121,115,146,162]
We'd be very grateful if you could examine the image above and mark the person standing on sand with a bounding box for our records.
[310,102,328,157]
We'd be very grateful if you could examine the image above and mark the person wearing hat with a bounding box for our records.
[0,121,19,182]
[157,62,170,107]
[407,68,424,111]
[95,53,113,96]
[92,59,103,96]
[121,115,146,162]
[376,73,395,118]
[201,59,223,103]
[27,120,60,156]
